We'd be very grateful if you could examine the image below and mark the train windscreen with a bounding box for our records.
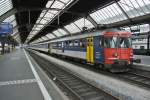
[104,37,117,48]
[104,36,131,48]
[118,37,132,48]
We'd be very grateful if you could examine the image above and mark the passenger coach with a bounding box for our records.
[30,29,141,72]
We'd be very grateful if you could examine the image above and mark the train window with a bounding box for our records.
[132,38,136,41]
[61,42,64,48]
[65,41,68,47]
[69,41,73,46]
[119,37,132,48]
[99,38,102,47]
[80,39,85,48]
[58,43,61,47]
[74,40,79,46]
[138,39,143,41]
[104,37,117,48]
[140,46,145,49]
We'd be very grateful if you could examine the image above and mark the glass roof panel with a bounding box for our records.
[48,10,58,14]
[51,1,64,9]
[39,19,48,24]
[90,3,127,24]
[33,27,41,31]
[11,20,17,27]
[3,15,18,27]
[58,29,68,35]
[36,19,41,23]
[13,34,19,39]
[60,0,71,3]
[46,0,53,8]
[30,30,39,35]
[65,23,81,34]
[0,0,13,16]
[41,36,49,40]
[44,12,54,18]
[74,18,94,30]
[35,40,41,43]
[26,0,74,43]
[39,38,44,41]
[3,15,15,22]
[53,30,63,37]
[11,28,18,36]
[46,34,56,39]
[36,25,44,28]
[118,0,150,18]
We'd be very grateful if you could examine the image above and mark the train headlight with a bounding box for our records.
[113,52,118,57]
[130,52,133,56]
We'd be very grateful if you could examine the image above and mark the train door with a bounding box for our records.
[86,37,94,63]
[62,42,64,52]
[48,43,52,54]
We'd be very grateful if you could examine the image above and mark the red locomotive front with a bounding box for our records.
[103,32,133,72]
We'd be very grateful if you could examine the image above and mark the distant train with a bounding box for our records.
[28,29,140,72]
[132,35,150,55]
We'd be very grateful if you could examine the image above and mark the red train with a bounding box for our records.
[103,31,134,72]
[29,29,141,72]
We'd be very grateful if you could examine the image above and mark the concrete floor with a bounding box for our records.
[134,55,150,65]
[0,49,45,100]
[0,49,68,100]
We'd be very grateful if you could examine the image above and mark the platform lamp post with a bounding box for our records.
[0,23,13,55]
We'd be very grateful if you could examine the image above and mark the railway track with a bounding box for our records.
[118,70,150,89]
[28,51,118,100]
[30,49,150,90]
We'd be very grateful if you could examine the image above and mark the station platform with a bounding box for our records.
[134,55,150,65]
[30,49,150,100]
[0,49,67,100]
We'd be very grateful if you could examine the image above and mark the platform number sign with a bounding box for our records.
[0,23,13,36]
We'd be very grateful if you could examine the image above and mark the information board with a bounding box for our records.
[0,23,13,35]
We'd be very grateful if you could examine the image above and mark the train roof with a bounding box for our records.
[49,29,130,43]
[30,29,130,45]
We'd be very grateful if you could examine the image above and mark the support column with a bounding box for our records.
[147,32,150,55]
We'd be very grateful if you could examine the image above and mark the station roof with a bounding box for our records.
[0,0,150,44]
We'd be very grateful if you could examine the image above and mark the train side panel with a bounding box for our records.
[93,36,104,64]
[50,36,105,65]
[50,39,87,60]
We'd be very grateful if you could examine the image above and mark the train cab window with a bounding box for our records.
[119,37,132,48]
[104,36,131,48]
[104,37,117,48]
